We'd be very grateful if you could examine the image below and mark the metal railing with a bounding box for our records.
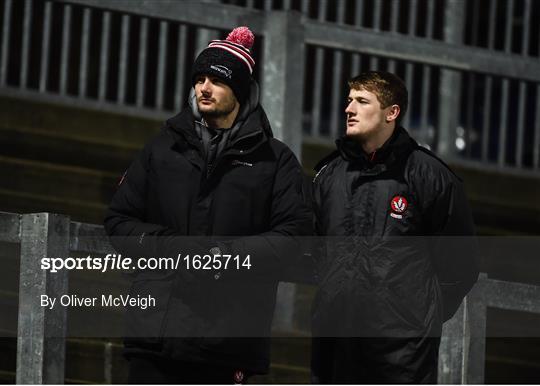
[439,274,540,384]
[1,210,540,383]
[0,0,539,173]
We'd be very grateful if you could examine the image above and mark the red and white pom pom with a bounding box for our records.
[226,26,254,49]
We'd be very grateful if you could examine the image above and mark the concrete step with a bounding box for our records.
[0,96,160,149]
[0,188,107,225]
[454,164,540,235]
[0,335,310,384]
[2,335,539,383]
[0,94,161,224]
[0,243,21,335]
[485,338,540,383]
[0,126,138,174]
[0,337,128,384]
[0,156,116,223]
[0,156,117,202]
[65,339,127,384]
[251,363,310,384]
[0,337,16,384]
[480,238,540,285]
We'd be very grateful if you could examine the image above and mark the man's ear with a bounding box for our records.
[386,105,400,123]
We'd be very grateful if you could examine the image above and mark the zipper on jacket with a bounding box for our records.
[204,129,264,179]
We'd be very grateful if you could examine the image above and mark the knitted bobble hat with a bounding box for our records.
[191,26,255,103]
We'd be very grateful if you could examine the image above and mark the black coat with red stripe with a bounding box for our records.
[104,102,311,373]
[311,127,479,379]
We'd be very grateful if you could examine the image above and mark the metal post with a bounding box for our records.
[104,342,113,384]
[438,300,468,384]
[117,14,130,104]
[369,0,382,69]
[261,10,305,157]
[174,24,188,111]
[98,11,112,101]
[136,18,149,107]
[481,0,498,162]
[402,0,418,129]
[156,21,169,110]
[418,0,435,145]
[59,4,72,95]
[17,213,70,384]
[464,276,487,384]
[195,0,220,55]
[436,0,465,158]
[350,0,363,76]
[39,1,53,92]
[438,274,487,384]
[260,10,304,331]
[498,0,514,167]
[310,0,327,138]
[329,1,346,138]
[515,0,531,167]
[20,0,33,88]
[386,0,400,73]
[0,0,13,86]
[79,7,91,97]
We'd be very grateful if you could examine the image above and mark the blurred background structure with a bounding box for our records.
[0,0,539,383]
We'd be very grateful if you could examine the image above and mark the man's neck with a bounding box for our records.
[359,125,395,154]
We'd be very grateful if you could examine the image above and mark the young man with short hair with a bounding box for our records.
[311,71,479,383]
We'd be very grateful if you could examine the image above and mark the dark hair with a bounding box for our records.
[348,71,408,125]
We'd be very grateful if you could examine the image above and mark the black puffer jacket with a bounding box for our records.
[312,127,479,339]
[104,87,312,373]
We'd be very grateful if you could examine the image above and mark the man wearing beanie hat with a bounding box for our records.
[105,27,311,383]
[192,26,255,105]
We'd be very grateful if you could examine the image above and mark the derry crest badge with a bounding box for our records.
[390,195,408,219]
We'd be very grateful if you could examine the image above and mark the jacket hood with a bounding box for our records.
[165,80,274,138]
[187,79,273,139]
[188,80,258,123]
[164,80,273,154]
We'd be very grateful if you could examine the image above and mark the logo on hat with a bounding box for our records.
[390,195,408,219]
[210,64,232,79]
[233,370,244,384]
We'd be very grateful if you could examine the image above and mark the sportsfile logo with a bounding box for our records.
[210,65,232,79]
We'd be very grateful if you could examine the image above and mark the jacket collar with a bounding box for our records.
[164,103,272,156]
[336,126,418,172]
